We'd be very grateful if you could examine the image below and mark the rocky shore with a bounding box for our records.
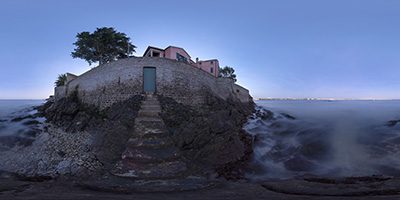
[2,94,400,199]
[0,91,255,186]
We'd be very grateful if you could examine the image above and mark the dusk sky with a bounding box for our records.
[1,0,400,99]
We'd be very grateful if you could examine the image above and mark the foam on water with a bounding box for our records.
[245,100,400,180]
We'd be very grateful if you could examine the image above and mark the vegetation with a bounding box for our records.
[55,74,67,87]
[218,66,237,82]
[71,27,136,65]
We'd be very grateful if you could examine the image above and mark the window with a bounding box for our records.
[153,52,160,57]
[210,61,214,64]
[176,53,188,63]
[210,67,214,73]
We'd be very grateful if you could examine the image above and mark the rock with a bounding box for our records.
[11,117,24,122]
[25,91,254,180]
[262,175,400,196]
[158,94,254,179]
[23,120,40,126]
[386,120,400,127]
[281,113,296,120]
[23,130,40,137]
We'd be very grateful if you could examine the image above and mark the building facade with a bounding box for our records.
[56,57,251,110]
[143,46,219,77]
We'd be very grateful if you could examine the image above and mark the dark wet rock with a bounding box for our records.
[16,175,52,182]
[22,115,35,119]
[39,92,107,133]
[23,130,40,137]
[386,120,400,127]
[36,93,143,172]
[158,94,254,179]
[262,174,400,196]
[22,120,40,126]
[250,107,275,120]
[11,117,24,122]
[281,113,296,120]
[36,90,254,180]
[0,119,7,122]
[79,175,218,193]
[11,115,37,123]
[0,178,30,192]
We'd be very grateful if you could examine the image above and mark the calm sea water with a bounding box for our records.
[0,100,45,137]
[245,100,400,180]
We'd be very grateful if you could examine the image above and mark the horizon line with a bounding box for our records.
[255,97,400,101]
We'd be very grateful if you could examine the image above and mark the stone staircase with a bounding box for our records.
[111,93,190,179]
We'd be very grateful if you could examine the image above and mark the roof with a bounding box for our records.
[143,46,165,57]
[198,59,219,62]
[165,46,192,59]
[143,46,217,64]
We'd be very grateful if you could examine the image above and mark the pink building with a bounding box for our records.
[143,46,219,77]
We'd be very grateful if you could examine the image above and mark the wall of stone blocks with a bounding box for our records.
[62,57,251,109]
[54,86,67,101]
[232,84,252,103]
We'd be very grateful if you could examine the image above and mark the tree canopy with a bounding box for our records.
[55,73,66,87]
[219,66,237,82]
[71,27,136,65]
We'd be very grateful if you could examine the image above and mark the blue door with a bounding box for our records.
[143,67,156,92]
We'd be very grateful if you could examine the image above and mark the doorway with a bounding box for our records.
[143,67,156,92]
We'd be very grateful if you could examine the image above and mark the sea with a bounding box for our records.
[1,99,400,180]
[245,100,400,180]
[0,100,45,146]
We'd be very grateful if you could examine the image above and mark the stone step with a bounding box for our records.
[112,160,189,179]
[127,136,175,148]
[133,123,168,135]
[144,93,157,101]
[135,116,163,123]
[142,100,160,105]
[138,110,160,118]
[141,104,161,111]
[121,146,180,161]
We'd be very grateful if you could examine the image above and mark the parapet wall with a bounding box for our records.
[57,57,252,109]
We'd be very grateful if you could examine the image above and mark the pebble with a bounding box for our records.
[0,124,103,177]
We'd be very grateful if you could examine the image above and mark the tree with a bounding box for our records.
[218,66,237,82]
[71,27,136,65]
[55,74,67,87]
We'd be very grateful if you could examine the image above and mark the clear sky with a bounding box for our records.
[1,0,400,99]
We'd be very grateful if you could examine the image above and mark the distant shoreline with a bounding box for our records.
[254,98,400,101]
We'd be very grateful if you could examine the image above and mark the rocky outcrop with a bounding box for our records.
[38,92,143,172]
[158,92,254,179]
[29,89,255,179]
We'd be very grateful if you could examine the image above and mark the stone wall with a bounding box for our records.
[59,57,251,109]
[54,86,67,102]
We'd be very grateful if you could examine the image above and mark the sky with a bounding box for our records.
[1,0,400,99]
